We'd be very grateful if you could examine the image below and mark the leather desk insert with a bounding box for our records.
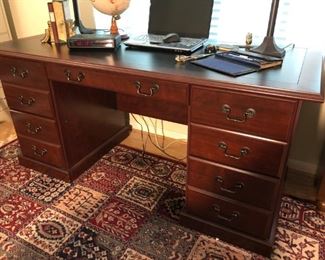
[0,37,323,257]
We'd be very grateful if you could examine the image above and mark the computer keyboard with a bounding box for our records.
[135,34,204,47]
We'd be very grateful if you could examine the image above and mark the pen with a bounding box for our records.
[226,53,262,63]
[175,53,214,63]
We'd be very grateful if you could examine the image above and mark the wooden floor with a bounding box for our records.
[121,129,187,162]
[0,117,318,203]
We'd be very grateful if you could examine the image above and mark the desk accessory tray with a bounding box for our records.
[191,51,282,77]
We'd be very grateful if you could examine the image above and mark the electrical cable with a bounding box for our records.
[139,115,187,161]
[130,113,150,164]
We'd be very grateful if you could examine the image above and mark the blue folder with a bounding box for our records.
[191,54,259,76]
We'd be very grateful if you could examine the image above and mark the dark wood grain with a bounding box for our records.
[0,36,323,101]
[185,188,273,239]
[0,36,323,258]
[0,56,49,89]
[52,81,130,167]
[189,124,288,177]
[47,63,189,105]
[188,157,280,210]
[11,111,60,144]
[18,136,65,168]
[117,94,188,124]
[191,86,299,141]
[2,83,55,118]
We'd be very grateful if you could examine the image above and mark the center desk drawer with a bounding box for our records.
[189,124,287,177]
[11,111,60,144]
[46,64,188,104]
[0,56,49,89]
[186,189,272,239]
[2,83,54,118]
[191,87,298,141]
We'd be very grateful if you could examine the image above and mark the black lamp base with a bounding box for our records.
[251,36,285,58]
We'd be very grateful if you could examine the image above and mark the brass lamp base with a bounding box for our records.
[251,36,285,58]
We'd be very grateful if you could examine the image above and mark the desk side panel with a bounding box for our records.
[51,81,131,167]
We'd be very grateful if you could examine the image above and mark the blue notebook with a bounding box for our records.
[191,54,259,76]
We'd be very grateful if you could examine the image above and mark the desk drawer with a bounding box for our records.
[186,189,272,239]
[188,157,279,210]
[11,111,60,144]
[191,87,298,141]
[113,74,188,104]
[0,56,49,89]
[2,83,54,118]
[46,63,188,104]
[19,136,66,168]
[189,124,287,177]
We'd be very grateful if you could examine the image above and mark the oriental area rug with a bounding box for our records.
[0,141,324,260]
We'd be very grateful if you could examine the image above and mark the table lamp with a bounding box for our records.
[251,0,285,58]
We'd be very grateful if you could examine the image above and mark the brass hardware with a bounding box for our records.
[216,176,244,194]
[64,69,85,82]
[134,81,159,97]
[10,66,17,77]
[10,66,28,79]
[18,96,35,106]
[32,145,47,157]
[20,70,29,79]
[26,122,42,135]
[218,141,250,160]
[222,104,256,123]
[213,204,240,222]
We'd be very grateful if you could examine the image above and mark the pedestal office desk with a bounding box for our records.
[0,36,324,256]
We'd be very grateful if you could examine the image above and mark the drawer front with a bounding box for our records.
[2,83,54,118]
[189,124,287,177]
[117,94,188,124]
[0,56,49,89]
[191,87,298,141]
[11,111,60,144]
[186,189,272,239]
[112,74,188,104]
[19,136,66,168]
[188,157,279,210]
[46,63,188,104]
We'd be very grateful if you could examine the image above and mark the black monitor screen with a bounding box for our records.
[148,0,214,38]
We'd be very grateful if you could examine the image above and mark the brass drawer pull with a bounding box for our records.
[32,145,47,157]
[213,204,240,222]
[216,176,244,194]
[64,69,85,82]
[26,122,42,135]
[10,66,29,79]
[222,104,256,123]
[18,96,35,106]
[135,81,160,97]
[218,141,250,160]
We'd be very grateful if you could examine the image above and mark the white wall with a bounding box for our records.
[0,1,11,122]
[0,1,11,42]
[8,0,49,38]
[289,102,325,175]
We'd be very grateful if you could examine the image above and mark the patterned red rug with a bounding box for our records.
[0,141,324,259]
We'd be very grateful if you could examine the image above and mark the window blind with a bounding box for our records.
[93,0,325,49]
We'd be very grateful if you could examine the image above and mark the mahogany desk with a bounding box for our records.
[0,36,324,256]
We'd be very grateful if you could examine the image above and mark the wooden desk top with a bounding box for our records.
[0,36,324,102]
